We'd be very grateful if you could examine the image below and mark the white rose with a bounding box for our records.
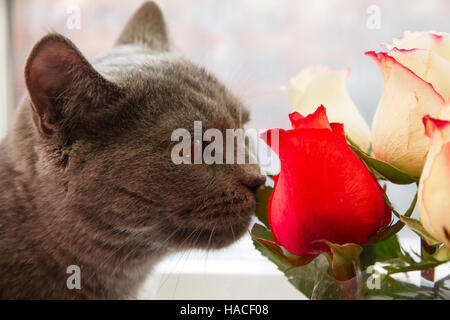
[418,115,450,248]
[368,31,450,177]
[284,65,371,151]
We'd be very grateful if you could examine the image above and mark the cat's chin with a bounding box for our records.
[203,214,253,250]
[196,193,257,250]
[167,199,256,251]
[163,187,258,250]
[172,214,253,251]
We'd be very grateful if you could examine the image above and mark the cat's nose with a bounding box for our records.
[245,174,267,192]
[240,168,266,192]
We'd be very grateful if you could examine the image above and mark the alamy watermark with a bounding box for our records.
[66,265,81,290]
[170,121,279,167]
[366,5,381,30]
[366,265,382,290]
[66,3,81,30]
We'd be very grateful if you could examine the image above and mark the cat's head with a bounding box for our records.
[23,1,265,251]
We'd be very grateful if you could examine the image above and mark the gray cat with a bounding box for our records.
[0,1,265,299]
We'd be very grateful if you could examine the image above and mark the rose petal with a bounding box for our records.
[419,117,450,248]
[388,48,450,101]
[367,51,445,177]
[266,127,390,256]
[285,65,371,151]
[384,31,450,60]
[289,105,331,130]
[330,122,346,139]
[423,115,450,139]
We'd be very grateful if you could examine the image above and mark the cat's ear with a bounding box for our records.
[115,1,170,51]
[25,33,122,136]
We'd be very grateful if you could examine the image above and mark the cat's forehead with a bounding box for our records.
[89,45,249,134]
[91,45,248,128]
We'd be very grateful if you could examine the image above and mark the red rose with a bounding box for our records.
[261,106,391,256]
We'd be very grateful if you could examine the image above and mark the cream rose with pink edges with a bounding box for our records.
[419,115,450,248]
[368,31,450,178]
[285,65,371,152]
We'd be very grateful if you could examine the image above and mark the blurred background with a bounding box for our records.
[1,0,449,299]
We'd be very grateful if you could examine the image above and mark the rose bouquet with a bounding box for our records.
[252,31,450,300]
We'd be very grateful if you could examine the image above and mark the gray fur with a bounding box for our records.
[0,1,265,299]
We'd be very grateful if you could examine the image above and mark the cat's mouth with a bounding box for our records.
[170,214,253,250]
[167,190,256,250]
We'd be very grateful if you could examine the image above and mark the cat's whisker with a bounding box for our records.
[152,228,182,256]
[81,223,164,288]
[170,250,189,299]
[172,229,203,299]
[230,221,237,243]
[206,221,218,251]
[156,226,201,292]
[108,240,145,287]
[82,235,136,288]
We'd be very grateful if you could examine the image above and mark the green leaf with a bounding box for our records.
[255,185,273,229]
[434,246,450,262]
[360,244,376,270]
[367,192,417,244]
[285,256,341,300]
[252,236,292,271]
[373,234,402,262]
[250,224,340,299]
[382,246,450,275]
[363,273,449,300]
[383,259,442,275]
[321,241,363,262]
[347,137,418,184]
[362,246,450,299]
[251,222,273,241]
[250,223,315,268]
[399,216,442,246]
[319,241,363,281]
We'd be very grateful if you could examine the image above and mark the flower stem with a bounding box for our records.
[367,192,417,244]
[335,274,361,300]
[420,238,437,282]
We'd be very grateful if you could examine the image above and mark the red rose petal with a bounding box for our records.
[262,107,391,256]
[289,105,332,131]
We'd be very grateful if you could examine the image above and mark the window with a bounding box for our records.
[6,0,449,299]
[0,0,11,139]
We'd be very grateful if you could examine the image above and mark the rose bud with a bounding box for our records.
[261,106,391,256]
[284,65,371,151]
[418,116,450,248]
[367,31,450,177]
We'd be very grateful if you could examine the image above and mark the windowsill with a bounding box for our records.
[143,234,306,300]
[141,233,449,300]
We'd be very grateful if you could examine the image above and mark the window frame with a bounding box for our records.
[0,0,12,138]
